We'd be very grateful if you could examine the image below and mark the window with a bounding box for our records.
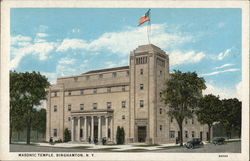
[53,105,57,112]
[99,74,103,79]
[140,69,143,75]
[107,87,111,93]
[126,70,129,76]
[93,88,97,94]
[169,131,175,138]
[122,86,125,92]
[93,103,97,109]
[159,108,162,114]
[80,90,84,95]
[121,101,126,108]
[170,117,173,123]
[80,104,84,110]
[86,76,90,80]
[54,92,57,97]
[160,70,162,75]
[68,104,71,111]
[160,125,162,131]
[53,129,57,137]
[191,118,194,124]
[140,100,144,108]
[122,115,125,120]
[192,131,195,138]
[136,56,148,64]
[185,118,188,124]
[107,102,112,109]
[160,92,162,98]
[140,84,144,90]
[68,91,71,96]
[112,72,117,78]
[68,117,71,121]
[185,131,188,138]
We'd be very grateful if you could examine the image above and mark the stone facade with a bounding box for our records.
[46,44,209,144]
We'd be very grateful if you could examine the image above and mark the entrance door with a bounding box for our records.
[94,125,98,139]
[138,126,147,142]
[200,131,203,140]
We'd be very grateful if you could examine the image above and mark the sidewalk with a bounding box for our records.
[12,141,180,151]
[12,139,240,152]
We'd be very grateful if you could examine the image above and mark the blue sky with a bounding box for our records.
[10,8,242,100]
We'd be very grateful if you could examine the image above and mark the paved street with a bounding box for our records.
[155,141,241,153]
[10,141,240,153]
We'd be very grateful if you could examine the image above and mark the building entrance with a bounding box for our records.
[138,126,147,142]
[94,125,98,139]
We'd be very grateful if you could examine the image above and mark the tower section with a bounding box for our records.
[129,44,169,144]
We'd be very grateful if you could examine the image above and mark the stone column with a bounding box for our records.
[105,116,108,138]
[98,116,102,142]
[84,116,87,141]
[77,117,81,141]
[91,116,94,142]
[111,116,113,142]
[71,117,74,141]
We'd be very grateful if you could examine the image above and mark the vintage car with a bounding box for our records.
[212,137,225,145]
[185,138,204,149]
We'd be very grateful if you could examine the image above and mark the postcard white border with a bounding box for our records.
[1,0,249,160]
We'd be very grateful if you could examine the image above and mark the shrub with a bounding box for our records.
[64,128,71,142]
[116,126,125,144]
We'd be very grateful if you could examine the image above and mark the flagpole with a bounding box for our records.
[147,20,151,44]
[147,9,151,45]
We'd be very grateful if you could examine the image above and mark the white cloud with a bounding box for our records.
[203,83,240,100]
[214,63,234,70]
[104,59,128,68]
[38,25,48,32]
[36,33,48,38]
[55,57,78,77]
[34,38,47,43]
[11,35,32,45]
[41,72,58,84]
[58,57,76,65]
[169,50,205,66]
[72,28,80,33]
[216,48,232,60]
[56,39,87,52]
[11,35,57,69]
[201,68,240,77]
[56,24,192,56]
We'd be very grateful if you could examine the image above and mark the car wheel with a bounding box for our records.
[189,144,193,149]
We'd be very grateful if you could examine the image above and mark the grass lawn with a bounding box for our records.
[74,146,91,149]
[98,147,120,151]
[132,144,161,147]
[225,140,241,143]
[122,148,149,152]
[158,145,180,149]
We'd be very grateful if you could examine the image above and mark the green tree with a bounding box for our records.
[162,70,206,146]
[64,128,71,142]
[120,127,125,144]
[116,126,121,144]
[31,108,46,140]
[220,98,241,139]
[196,94,222,142]
[10,71,50,144]
[10,71,26,143]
